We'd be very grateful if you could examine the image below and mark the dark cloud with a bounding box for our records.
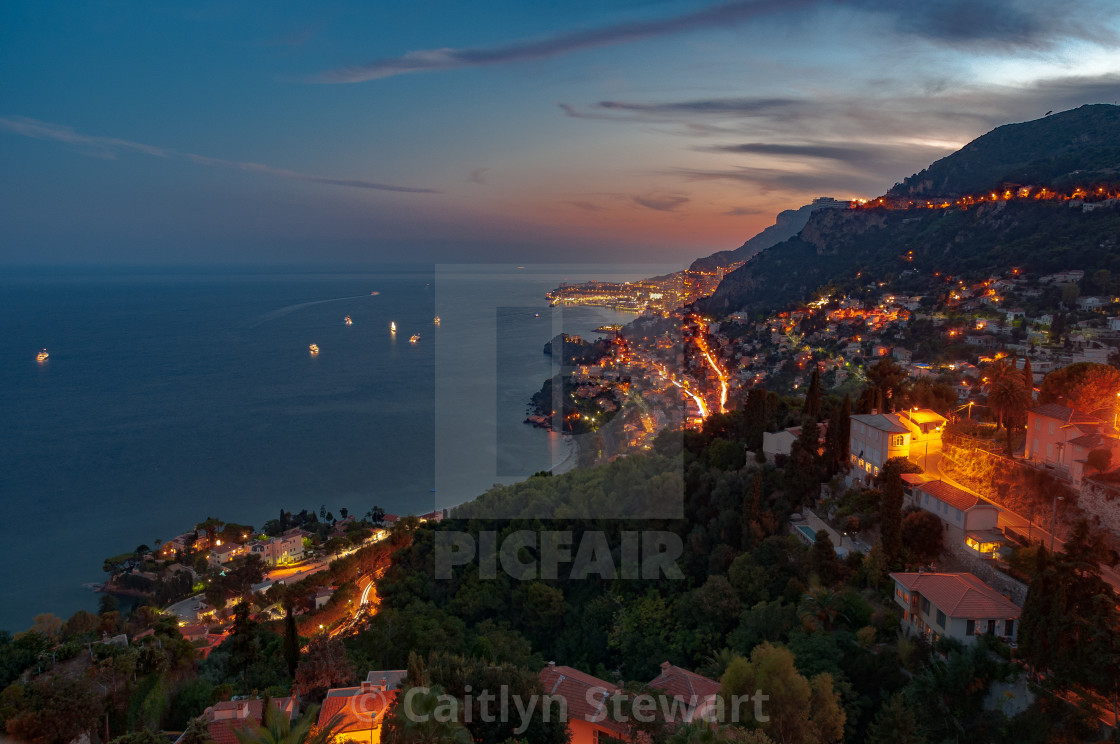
[724,206,767,216]
[566,200,608,212]
[701,141,884,161]
[316,0,1112,83]
[597,98,805,117]
[318,0,810,82]
[675,165,887,195]
[863,0,1115,49]
[0,116,438,194]
[633,193,690,211]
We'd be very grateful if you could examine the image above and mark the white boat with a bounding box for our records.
[390,321,397,333]
[409,334,420,344]
[345,315,353,326]
[434,316,441,325]
[36,349,49,362]
[308,344,319,355]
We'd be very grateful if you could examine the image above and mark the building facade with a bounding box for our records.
[891,572,1020,645]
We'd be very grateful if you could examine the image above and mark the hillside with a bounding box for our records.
[689,198,841,271]
[699,104,1120,315]
[887,104,1120,199]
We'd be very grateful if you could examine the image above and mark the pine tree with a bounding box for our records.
[1023,357,1033,395]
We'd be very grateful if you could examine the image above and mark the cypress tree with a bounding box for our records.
[805,367,822,420]
[283,600,299,679]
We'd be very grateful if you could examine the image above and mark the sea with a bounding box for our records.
[0,263,680,632]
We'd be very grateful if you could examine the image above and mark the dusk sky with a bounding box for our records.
[3,0,1120,265]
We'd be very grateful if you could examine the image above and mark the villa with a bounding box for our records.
[540,662,629,744]
[317,672,403,744]
[901,476,1004,557]
[891,572,1020,645]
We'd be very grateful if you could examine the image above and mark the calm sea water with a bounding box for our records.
[0,264,675,631]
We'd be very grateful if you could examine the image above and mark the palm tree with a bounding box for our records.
[798,586,847,632]
[384,685,472,744]
[233,703,344,744]
[982,358,1020,429]
[987,374,1032,454]
[699,648,739,680]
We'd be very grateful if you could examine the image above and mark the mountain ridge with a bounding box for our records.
[698,104,1120,316]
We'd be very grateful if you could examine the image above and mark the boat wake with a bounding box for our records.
[247,295,370,328]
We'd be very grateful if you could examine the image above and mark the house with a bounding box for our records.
[178,623,210,643]
[1040,270,1084,285]
[1076,296,1109,311]
[1024,404,1119,486]
[892,347,913,363]
[890,572,1020,645]
[896,408,948,445]
[849,413,911,482]
[317,672,403,744]
[314,586,335,610]
[762,423,828,464]
[902,476,1004,557]
[647,661,720,724]
[540,662,629,744]
[250,533,304,567]
[208,542,250,566]
[177,697,300,744]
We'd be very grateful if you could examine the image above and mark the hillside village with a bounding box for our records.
[4,107,1120,744]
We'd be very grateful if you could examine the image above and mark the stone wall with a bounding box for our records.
[1078,479,1120,542]
[942,539,1029,606]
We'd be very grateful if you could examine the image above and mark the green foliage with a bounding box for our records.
[4,674,104,744]
[1038,361,1120,414]
[720,642,845,744]
[900,509,944,563]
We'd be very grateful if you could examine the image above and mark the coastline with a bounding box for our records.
[550,433,580,476]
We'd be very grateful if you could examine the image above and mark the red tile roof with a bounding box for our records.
[647,662,720,721]
[916,480,995,512]
[1029,404,1099,425]
[202,697,297,744]
[539,663,628,736]
[318,688,396,733]
[891,572,1020,619]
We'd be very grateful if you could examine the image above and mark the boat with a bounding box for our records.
[409,334,420,343]
[433,316,441,325]
[345,315,353,326]
[36,349,49,362]
[308,344,319,355]
[390,321,397,333]
[370,291,380,296]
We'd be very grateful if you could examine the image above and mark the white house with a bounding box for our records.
[763,423,828,463]
[849,413,911,482]
[1024,403,1119,487]
[902,476,1003,556]
[249,533,304,567]
[848,408,946,484]
[891,572,1020,645]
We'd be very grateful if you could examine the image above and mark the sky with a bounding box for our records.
[2,0,1120,266]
